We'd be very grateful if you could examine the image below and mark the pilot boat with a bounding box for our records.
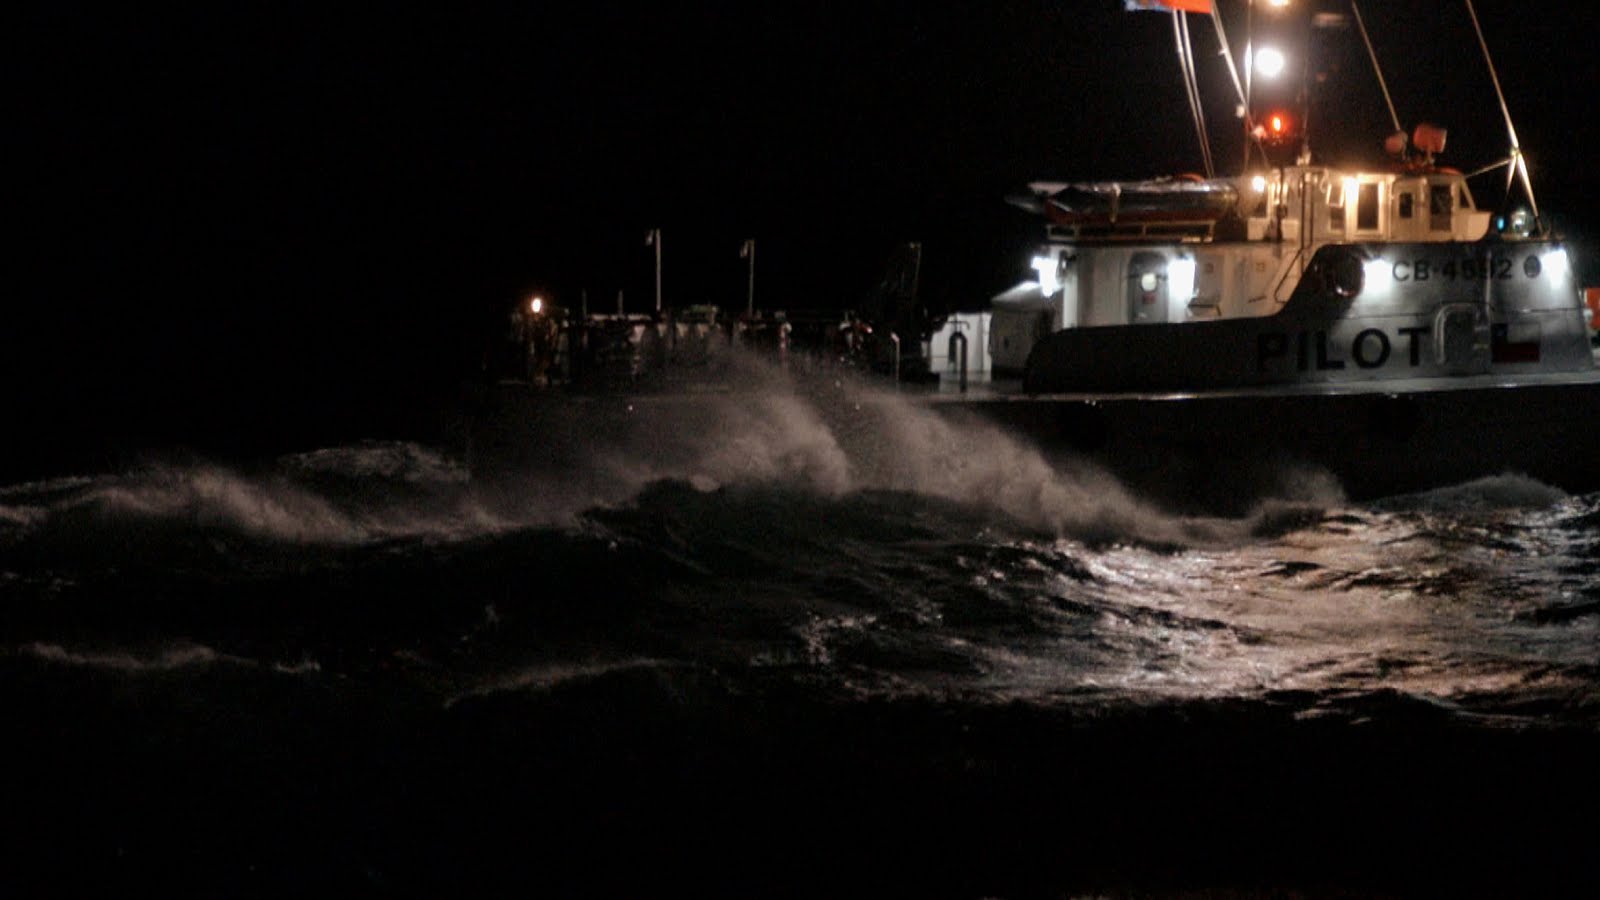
[934,1,1600,510]
[468,1,1599,513]
[953,154,1600,507]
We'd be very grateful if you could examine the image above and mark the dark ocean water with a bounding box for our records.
[2,374,1597,897]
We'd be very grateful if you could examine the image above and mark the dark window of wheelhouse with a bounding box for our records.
[1430,184,1453,230]
[1356,183,1379,230]
[1398,192,1414,218]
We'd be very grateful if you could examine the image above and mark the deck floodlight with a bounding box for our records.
[1254,47,1286,79]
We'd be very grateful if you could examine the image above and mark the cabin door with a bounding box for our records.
[1435,303,1491,375]
[1126,252,1169,324]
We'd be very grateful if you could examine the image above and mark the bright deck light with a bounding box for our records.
[1542,248,1570,283]
[1254,47,1286,79]
[1032,255,1060,296]
[1168,257,1197,318]
[531,296,544,314]
[1250,174,1267,193]
[1363,258,1393,295]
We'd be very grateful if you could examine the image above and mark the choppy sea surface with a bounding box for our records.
[3,368,1597,897]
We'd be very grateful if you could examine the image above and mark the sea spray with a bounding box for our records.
[469,351,1346,547]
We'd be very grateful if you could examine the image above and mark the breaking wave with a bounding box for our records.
[0,442,507,552]
[468,357,1347,548]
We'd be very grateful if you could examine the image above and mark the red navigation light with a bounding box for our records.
[1262,110,1293,145]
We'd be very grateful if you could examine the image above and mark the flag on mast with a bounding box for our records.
[645,229,657,246]
[740,239,753,258]
[1125,0,1213,13]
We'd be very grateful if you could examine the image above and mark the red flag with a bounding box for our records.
[1125,0,1214,13]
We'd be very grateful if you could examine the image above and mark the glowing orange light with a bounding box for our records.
[1270,114,1286,134]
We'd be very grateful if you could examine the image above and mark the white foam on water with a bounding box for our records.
[20,641,228,673]
[0,444,516,547]
[1373,472,1569,514]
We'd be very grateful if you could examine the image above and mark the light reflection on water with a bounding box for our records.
[916,492,1599,724]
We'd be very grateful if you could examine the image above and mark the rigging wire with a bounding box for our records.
[1350,1,1403,136]
[1464,0,1541,224]
[1206,5,1251,172]
[1183,13,1215,177]
[1464,158,1512,179]
[1206,6,1247,111]
[1173,11,1215,178]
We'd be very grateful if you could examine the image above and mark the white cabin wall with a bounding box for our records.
[1193,251,1225,319]
[1085,249,1127,326]
[1057,259,1080,329]
[1243,250,1275,313]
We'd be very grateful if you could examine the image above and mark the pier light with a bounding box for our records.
[1032,254,1060,296]
[530,296,544,315]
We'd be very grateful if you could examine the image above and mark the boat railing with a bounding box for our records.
[1271,245,1313,306]
[1047,219,1217,243]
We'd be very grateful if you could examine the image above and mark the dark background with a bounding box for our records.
[9,1,1597,477]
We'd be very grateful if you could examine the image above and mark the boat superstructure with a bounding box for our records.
[942,0,1600,508]
[987,0,1596,394]
[990,162,1594,394]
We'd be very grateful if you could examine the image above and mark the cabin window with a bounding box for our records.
[1398,193,1414,219]
[1430,184,1453,230]
[1323,182,1345,232]
[1356,183,1379,231]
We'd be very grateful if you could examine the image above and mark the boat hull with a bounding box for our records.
[942,375,1600,513]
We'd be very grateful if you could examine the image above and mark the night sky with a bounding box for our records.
[10,1,1597,475]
